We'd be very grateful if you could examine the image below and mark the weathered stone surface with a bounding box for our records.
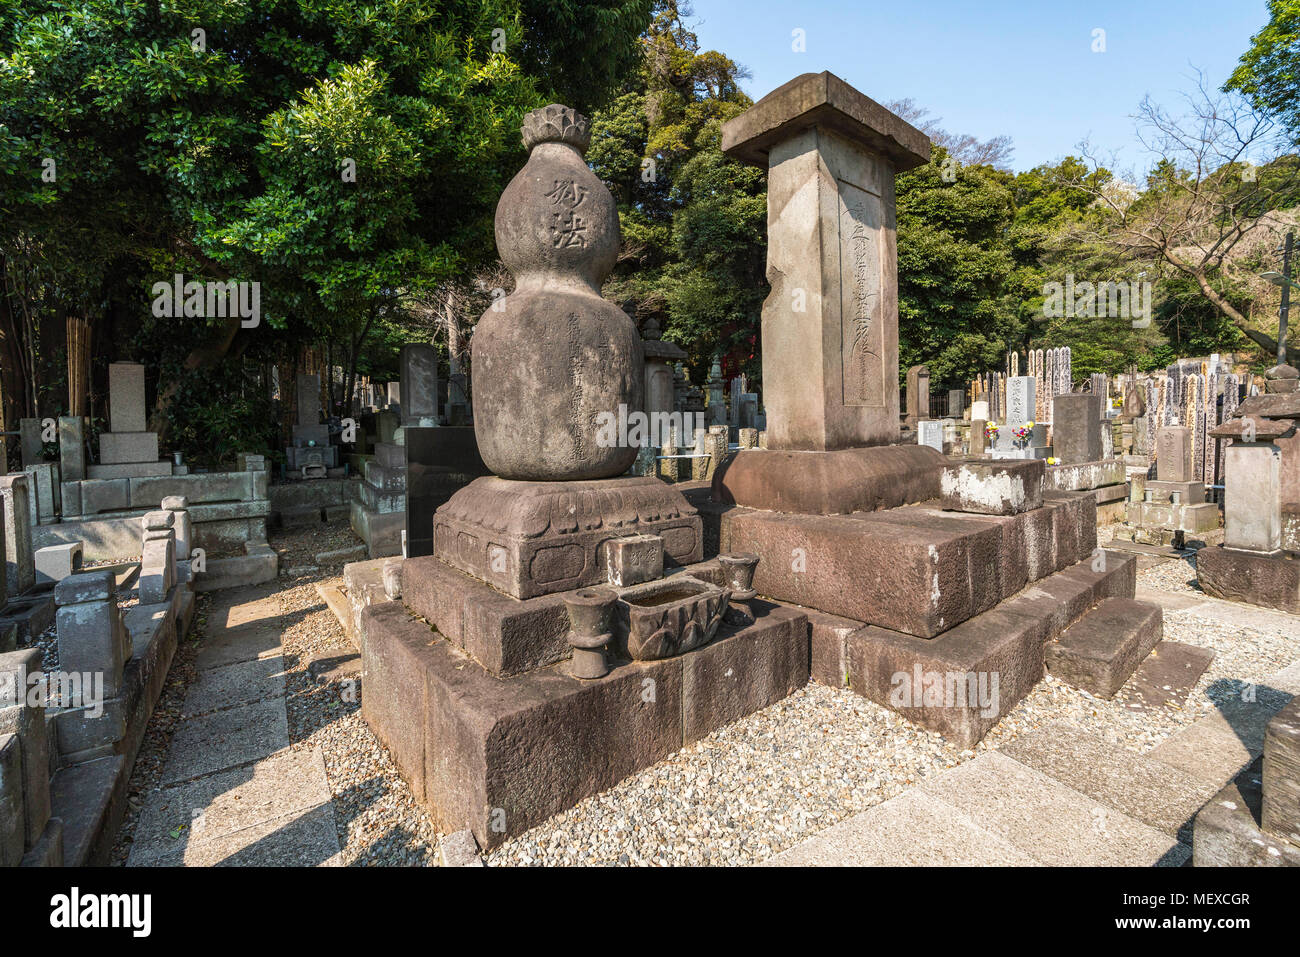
[1262,697,1300,847]
[1119,641,1216,714]
[20,814,62,866]
[54,568,115,605]
[1209,415,1295,441]
[1044,459,1124,492]
[401,557,572,676]
[806,609,862,688]
[604,534,664,587]
[434,475,702,600]
[940,458,1043,515]
[721,74,926,450]
[712,444,944,515]
[1000,722,1218,837]
[1222,442,1282,552]
[1045,597,1163,698]
[1197,546,1300,615]
[1156,426,1193,482]
[1237,392,1300,419]
[0,474,35,597]
[99,431,159,465]
[56,599,127,698]
[1144,479,1205,504]
[0,649,51,850]
[847,609,1047,748]
[362,595,806,849]
[473,105,640,480]
[439,828,484,867]
[0,732,23,865]
[399,343,439,427]
[108,362,147,433]
[1193,758,1300,866]
[681,602,807,742]
[1052,393,1103,464]
[158,697,288,785]
[58,416,86,483]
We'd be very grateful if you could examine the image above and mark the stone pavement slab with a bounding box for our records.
[159,697,289,786]
[132,804,341,867]
[128,749,331,865]
[180,654,287,718]
[763,788,1039,866]
[194,622,282,671]
[999,722,1220,837]
[1148,722,1254,786]
[207,583,281,631]
[919,752,1188,866]
[1119,640,1215,714]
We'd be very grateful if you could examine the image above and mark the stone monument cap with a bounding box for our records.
[721,71,930,171]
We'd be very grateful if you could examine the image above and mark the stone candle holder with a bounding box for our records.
[564,586,618,679]
[718,552,760,625]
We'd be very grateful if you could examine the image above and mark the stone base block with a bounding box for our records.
[86,461,172,480]
[434,476,703,600]
[360,597,807,849]
[20,816,63,867]
[349,503,404,559]
[1126,500,1220,533]
[1197,546,1300,615]
[1262,697,1300,847]
[1145,479,1205,504]
[34,543,83,586]
[364,460,407,491]
[1193,757,1300,866]
[721,492,1096,638]
[1284,506,1300,553]
[940,458,1043,515]
[1044,459,1125,492]
[359,482,405,514]
[0,594,56,644]
[98,431,158,465]
[1045,597,1163,698]
[711,444,945,516]
[832,550,1135,748]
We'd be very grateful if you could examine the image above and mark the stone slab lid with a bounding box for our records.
[721,71,930,171]
[1236,393,1300,419]
[1209,415,1296,441]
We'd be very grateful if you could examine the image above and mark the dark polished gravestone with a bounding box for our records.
[402,426,488,559]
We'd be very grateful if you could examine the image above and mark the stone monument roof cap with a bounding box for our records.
[721,71,930,171]
[1209,415,1296,441]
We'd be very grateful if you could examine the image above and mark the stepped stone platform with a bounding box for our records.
[811,550,1137,747]
[361,589,808,850]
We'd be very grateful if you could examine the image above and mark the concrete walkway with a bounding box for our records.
[768,598,1300,867]
[126,584,341,866]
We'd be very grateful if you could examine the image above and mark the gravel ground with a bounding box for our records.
[106,518,1300,867]
[273,527,441,867]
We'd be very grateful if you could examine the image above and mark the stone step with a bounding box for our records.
[1045,597,1163,698]
[999,722,1221,838]
[837,551,1137,748]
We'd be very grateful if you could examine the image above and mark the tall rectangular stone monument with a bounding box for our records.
[713,72,943,515]
[721,72,929,451]
[398,344,439,428]
[1053,393,1103,465]
[1157,427,1194,483]
[89,363,171,479]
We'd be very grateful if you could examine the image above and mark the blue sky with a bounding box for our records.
[689,0,1272,174]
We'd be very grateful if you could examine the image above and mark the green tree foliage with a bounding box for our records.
[589,1,765,383]
[1227,0,1300,142]
[0,0,651,447]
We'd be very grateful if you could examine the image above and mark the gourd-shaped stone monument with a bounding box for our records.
[432,105,702,599]
[472,104,642,481]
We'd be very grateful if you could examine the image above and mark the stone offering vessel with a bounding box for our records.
[472,104,643,480]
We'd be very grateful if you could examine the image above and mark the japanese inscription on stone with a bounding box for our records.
[838,181,883,407]
[546,178,589,249]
